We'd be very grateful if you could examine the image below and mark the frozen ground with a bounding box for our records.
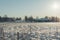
[0,22,60,40]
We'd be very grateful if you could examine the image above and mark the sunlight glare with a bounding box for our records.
[52,2,59,9]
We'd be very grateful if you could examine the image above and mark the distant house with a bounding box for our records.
[34,18,49,22]
[15,20,22,23]
[40,18,49,22]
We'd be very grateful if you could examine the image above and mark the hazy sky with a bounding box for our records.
[0,0,60,18]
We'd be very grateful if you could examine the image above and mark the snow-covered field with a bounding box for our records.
[0,22,60,40]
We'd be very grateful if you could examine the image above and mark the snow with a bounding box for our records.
[0,22,60,40]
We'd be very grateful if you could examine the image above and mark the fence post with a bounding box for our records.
[17,32,19,40]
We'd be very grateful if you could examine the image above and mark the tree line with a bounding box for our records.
[0,15,60,22]
[24,16,60,22]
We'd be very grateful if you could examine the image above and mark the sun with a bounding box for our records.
[53,3,58,9]
[52,2,59,10]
